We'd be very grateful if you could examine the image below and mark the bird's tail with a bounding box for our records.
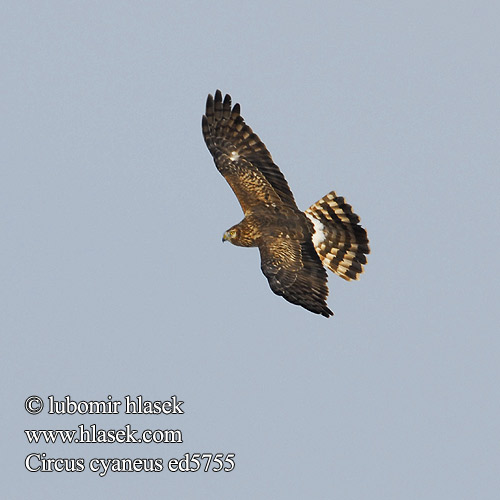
[305,191,370,281]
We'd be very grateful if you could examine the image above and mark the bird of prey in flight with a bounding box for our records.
[202,90,369,317]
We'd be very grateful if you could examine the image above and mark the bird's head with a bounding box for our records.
[222,227,239,244]
[222,219,257,247]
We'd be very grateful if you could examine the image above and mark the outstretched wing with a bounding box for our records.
[202,90,298,213]
[259,236,333,318]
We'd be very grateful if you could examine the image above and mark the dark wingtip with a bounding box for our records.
[207,90,239,118]
[319,305,334,318]
[204,94,214,123]
[206,93,213,108]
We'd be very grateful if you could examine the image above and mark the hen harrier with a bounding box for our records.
[202,90,369,317]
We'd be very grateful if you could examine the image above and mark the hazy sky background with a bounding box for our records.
[2,1,499,499]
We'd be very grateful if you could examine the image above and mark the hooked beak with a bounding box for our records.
[222,231,230,243]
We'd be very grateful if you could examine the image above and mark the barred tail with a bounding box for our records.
[305,191,370,281]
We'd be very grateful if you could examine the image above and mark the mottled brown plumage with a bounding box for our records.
[202,90,370,317]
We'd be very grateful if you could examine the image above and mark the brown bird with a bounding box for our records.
[202,90,369,317]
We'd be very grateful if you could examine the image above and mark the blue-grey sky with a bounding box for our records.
[2,1,499,499]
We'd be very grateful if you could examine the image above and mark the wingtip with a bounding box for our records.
[322,307,334,318]
[206,90,240,124]
[205,93,214,119]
